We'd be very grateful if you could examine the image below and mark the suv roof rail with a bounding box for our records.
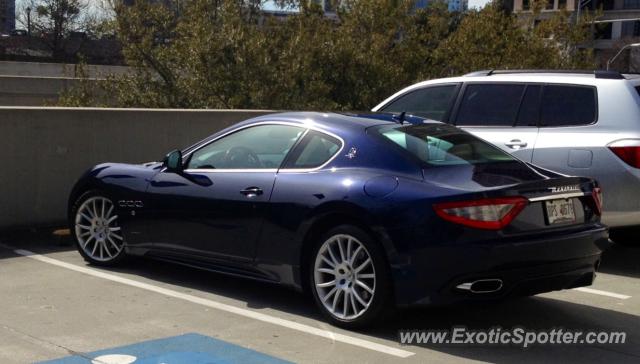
[463,69,625,79]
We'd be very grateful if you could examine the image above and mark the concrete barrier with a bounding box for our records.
[0,61,130,106]
[0,75,82,106]
[0,61,131,78]
[0,107,272,229]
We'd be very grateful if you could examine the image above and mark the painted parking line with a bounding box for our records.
[8,247,415,359]
[572,287,631,300]
[38,333,291,364]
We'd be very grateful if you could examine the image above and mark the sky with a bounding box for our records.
[469,0,491,9]
[263,0,492,11]
[15,0,493,16]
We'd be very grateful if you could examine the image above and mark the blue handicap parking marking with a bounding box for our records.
[38,333,292,364]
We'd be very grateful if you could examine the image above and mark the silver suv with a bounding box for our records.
[373,70,640,235]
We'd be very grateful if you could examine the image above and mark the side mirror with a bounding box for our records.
[163,149,184,173]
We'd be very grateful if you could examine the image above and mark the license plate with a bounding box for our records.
[545,199,576,225]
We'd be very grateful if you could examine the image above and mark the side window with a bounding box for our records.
[515,85,541,127]
[286,131,341,169]
[187,124,304,170]
[455,84,526,126]
[540,85,597,127]
[381,85,458,121]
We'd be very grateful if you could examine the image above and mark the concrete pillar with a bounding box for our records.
[612,21,623,40]
[630,47,640,73]
[614,0,624,10]
[514,0,523,11]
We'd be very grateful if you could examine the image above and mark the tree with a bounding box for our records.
[433,1,596,75]
[58,0,597,109]
[17,0,93,61]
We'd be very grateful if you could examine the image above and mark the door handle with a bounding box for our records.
[240,187,263,197]
[505,139,528,149]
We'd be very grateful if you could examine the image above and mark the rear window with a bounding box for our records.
[381,85,458,121]
[455,84,526,126]
[539,85,597,127]
[288,131,341,169]
[374,123,516,166]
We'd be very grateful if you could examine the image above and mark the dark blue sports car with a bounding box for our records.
[68,112,609,328]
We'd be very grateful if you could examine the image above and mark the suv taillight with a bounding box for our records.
[608,139,640,168]
[433,197,528,230]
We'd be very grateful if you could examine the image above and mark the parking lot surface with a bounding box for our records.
[0,230,638,363]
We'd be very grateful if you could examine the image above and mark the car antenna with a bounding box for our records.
[393,111,406,125]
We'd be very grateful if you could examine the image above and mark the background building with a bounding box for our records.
[415,0,469,11]
[312,0,469,13]
[512,0,640,71]
[0,0,15,33]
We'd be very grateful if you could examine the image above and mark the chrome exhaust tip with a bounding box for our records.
[456,279,503,293]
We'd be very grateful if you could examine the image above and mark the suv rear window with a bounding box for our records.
[540,85,597,127]
[374,123,515,166]
[381,85,458,121]
[455,84,526,126]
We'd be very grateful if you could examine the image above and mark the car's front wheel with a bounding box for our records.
[71,191,127,266]
[310,225,392,329]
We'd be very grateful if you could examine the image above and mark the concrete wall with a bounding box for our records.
[0,107,272,229]
[0,61,129,106]
[0,75,82,106]
[0,61,131,78]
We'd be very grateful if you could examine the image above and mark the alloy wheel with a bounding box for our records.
[313,234,376,320]
[74,196,124,262]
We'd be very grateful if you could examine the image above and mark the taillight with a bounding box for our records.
[608,139,640,168]
[591,187,603,216]
[433,197,528,230]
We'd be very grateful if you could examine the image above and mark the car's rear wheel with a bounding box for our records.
[71,191,126,265]
[309,225,392,329]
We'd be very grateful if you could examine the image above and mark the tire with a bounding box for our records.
[309,225,393,329]
[70,190,127,266]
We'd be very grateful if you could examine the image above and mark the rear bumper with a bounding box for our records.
[392,225,611,306]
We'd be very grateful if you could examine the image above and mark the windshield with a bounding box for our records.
[373,123,516,167]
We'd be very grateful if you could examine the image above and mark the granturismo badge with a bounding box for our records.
[549,185,581,193]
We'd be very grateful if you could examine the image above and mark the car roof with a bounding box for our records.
[403,73,625,87]
[183,112,438,155]
[246,111,408,132]
[372,70,633,112]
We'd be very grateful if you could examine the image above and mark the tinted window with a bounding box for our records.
[287,131,341,169]
[188,124,304,169]
[375,124,515,166]
[382,85,458,121]
[516,85,541,127]
[456,84,526,126]
[540,85,596,127]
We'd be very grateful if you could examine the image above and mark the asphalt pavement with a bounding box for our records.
[0,229,638,364]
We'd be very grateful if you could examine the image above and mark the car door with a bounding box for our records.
[532,84,600,178]
[144,123,306,263]
[452,83,541,162]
